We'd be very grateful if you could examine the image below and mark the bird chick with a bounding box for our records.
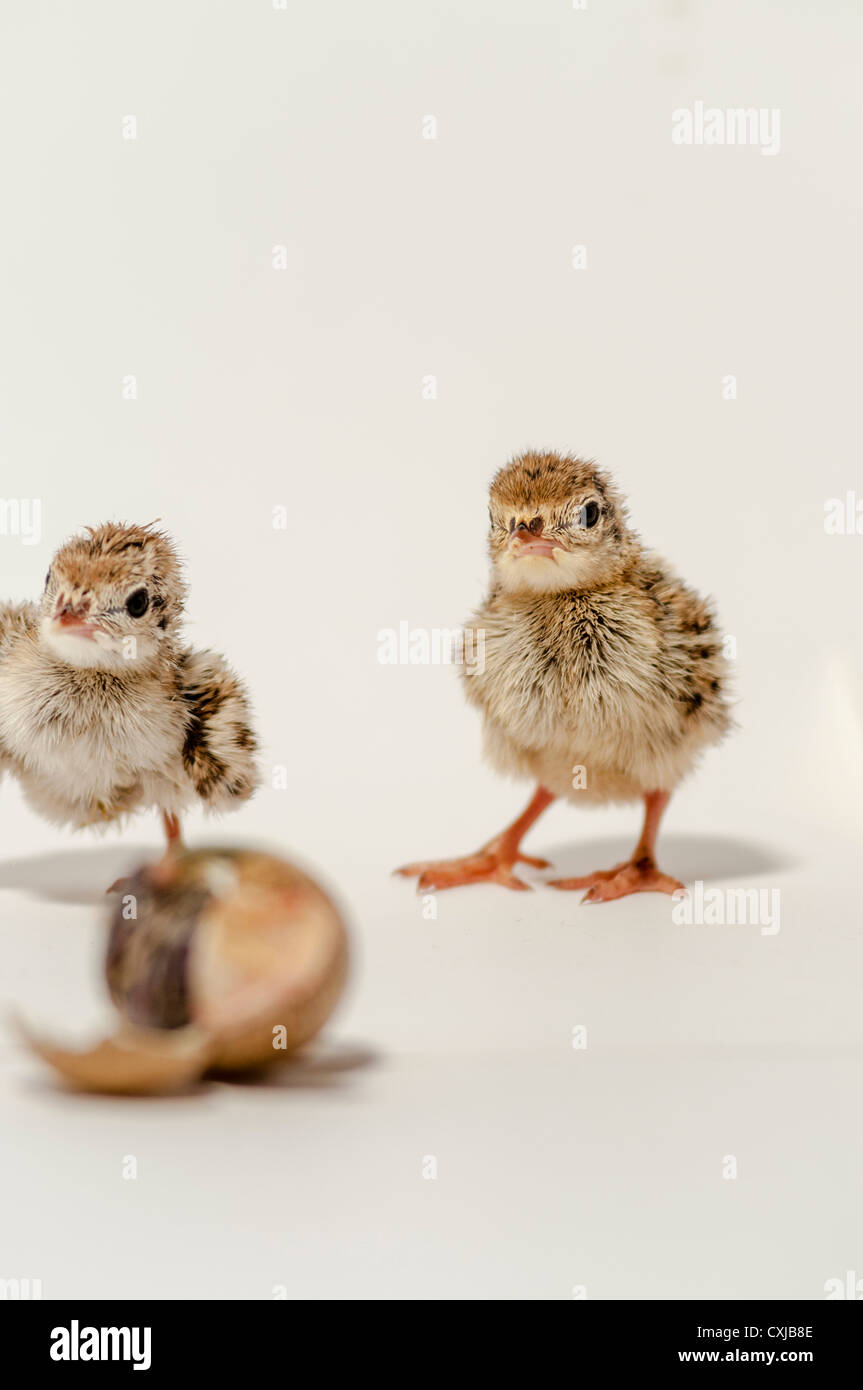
[397,451,732,902]
[0,522,258,860]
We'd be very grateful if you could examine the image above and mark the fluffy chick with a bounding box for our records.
[397,450,732,902]
[0,523,258,856]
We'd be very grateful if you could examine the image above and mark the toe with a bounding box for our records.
[579,863,685,903]
[397,852,536,892]
[548,869,618,891]
[416,869,462,892]
[518,853,551,869]
[582,874,634,903]
[493,868,532,891]
[395,861,434,878]
[649,872,686,897]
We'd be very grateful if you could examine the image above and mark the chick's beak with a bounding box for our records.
[508,520,562,560]
[52,596,101,638]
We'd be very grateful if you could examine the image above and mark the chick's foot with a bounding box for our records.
[396,840,550,892]
[395,785,555,893]
[549,857,684,904]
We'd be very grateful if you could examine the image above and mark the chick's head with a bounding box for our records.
[488,451,634,594]
[40,523,186,669]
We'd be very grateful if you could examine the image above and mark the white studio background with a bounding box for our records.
[0,0,861,1300]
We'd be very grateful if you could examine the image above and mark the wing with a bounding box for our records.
[176,648,259,812]
[0,601,38,658]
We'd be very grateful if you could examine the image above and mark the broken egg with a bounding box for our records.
[20,848,349,1095]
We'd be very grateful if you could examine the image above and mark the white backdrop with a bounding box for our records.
[0,0,861,1299]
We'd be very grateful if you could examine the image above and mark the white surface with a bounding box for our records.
[1,0,861,1300]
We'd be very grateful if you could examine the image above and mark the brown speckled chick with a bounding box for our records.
[0,523,258,860]
[398,451,732,902]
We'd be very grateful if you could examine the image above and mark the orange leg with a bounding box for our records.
[395,786,555,892]
[106,811,184,894]
[549,790,684,903]
[162,811,183,852]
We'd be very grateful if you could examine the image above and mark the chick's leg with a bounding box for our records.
[105,811,184,895]
[161,811,184,857]
[549,790,684,903]
[396,786,555,892]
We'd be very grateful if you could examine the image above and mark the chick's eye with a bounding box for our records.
[578,501,600,529]
[126,587,150,618]
[44,570,51,589]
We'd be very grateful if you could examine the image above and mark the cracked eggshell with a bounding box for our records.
[17,1022,211,1096]
[21,848,349,1096]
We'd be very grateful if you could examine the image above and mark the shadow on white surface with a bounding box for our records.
[538,833,792,884]
[0,844,175,904]
[0,834,792,908]
[210,1040,380,1090]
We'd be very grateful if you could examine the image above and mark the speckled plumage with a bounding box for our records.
[466,452,732,800]
[0,523,258,837]
[465,455,731,801]
[398,451,733,901]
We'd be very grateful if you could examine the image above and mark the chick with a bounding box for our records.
[397,451,732,902]
[0,522,258,857]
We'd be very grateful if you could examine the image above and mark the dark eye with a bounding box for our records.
[44,570,51,589]
[126,587,150,618]
[579,501,600,529]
